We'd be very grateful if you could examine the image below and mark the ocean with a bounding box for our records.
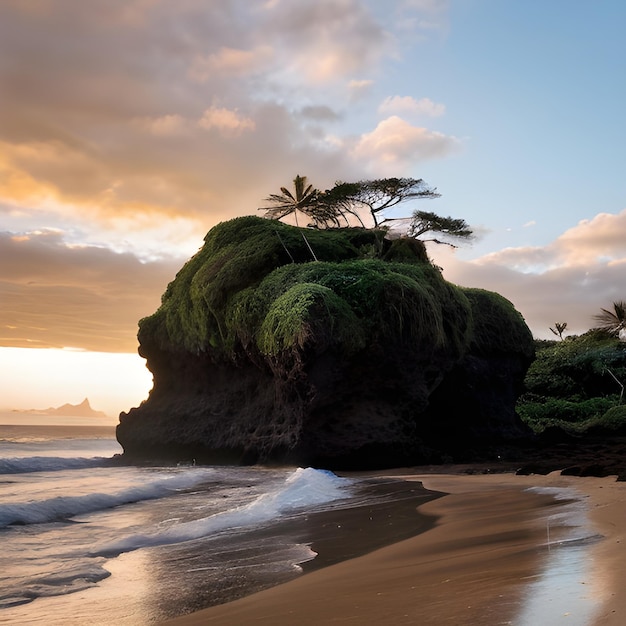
[0,413,437,625]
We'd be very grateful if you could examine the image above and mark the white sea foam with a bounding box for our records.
[93,467,352,556]
[0,469,215,527]
[0,561,112,607]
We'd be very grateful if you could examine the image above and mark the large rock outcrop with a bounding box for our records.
[117,216,535,469]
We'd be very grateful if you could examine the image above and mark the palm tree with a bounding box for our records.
[259,175,319,226]
[593,301,626,339]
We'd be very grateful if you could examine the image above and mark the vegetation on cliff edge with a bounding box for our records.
[138,216,531,380]
[518,331,626,434]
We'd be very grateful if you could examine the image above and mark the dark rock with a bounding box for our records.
[117,217,535,469]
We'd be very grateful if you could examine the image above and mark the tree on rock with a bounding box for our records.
[259,176,472,247]
[259,175,320,226]
[325,177,440,227]
[407,210,473,247]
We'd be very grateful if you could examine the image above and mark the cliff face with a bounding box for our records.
[117,216,535,469]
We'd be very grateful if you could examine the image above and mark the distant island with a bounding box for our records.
[13,398,109,418]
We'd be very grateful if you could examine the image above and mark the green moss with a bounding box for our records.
[382,237,430,263]
[143,216,378,354]
[139,217,530,372]
[257,283,365,357]
[461,288,535,358]
[235,258,472,357]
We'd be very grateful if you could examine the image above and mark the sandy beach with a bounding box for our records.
[163,471,626,626]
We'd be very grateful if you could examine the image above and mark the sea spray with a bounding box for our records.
[0,468,216,526]
[92,467,353,556]
[0,455,110,474]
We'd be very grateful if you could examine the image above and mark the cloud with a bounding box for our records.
[556,210,626,264]
[189,46,274,81]
[378,96,445,117]
[352,116,460,172]
[263,0,392,83]
[0,230,180,352]
[0,0,465,354]
[476,209,626,272]
[134,115,187,137]
[198,106,256,136]
[348,79,375,100]
[0,0,407,241]
[299,105,342,122]
[402,0,449,10]
[395,0,450,35]
[430,208,626,339]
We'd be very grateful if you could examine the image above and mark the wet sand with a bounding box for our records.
[163,472,626,625]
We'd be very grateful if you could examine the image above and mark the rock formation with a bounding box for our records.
[117,216,535,469]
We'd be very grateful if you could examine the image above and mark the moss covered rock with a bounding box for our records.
[117,216,534,468]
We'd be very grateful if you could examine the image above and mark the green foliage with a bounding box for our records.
[142,217,378,354]
[382,237,430,263]
[461,288,535,359]
[518,396,616,425]
[518,397,626,435]
[595,405,626,431]
[139,216,532,380]
[517,331,626,434]
[232,258,472,358]
[257,283,365,357]
[522,332,626,400]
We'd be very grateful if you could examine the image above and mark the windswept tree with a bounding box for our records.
[327,178,441,227]
[593,301,626,340]
[407,210,473,247]
[259,175,319,226]
[259,176,464,242]
[317,182,369,227]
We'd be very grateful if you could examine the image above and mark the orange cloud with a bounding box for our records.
[475,209,626,272]
[0,231,180,352]
[198,106,256,136]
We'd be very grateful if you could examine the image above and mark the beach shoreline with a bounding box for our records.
[162,471,626,626]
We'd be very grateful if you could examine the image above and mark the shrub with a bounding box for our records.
[594,405,626,431]
[518,396,622,434]
[522,332,626,400]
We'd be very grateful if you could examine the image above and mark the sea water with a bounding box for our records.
[514,486,604,626]
[0,415,432,625]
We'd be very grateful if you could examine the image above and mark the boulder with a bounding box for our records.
[117,216,534,468]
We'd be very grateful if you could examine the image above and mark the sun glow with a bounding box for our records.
[0,347,153,420]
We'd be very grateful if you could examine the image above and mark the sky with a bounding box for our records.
[1,0,625,416]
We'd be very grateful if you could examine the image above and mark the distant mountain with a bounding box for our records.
[15,398,109,418]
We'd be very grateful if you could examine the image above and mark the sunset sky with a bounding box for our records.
[1,0,625,417]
